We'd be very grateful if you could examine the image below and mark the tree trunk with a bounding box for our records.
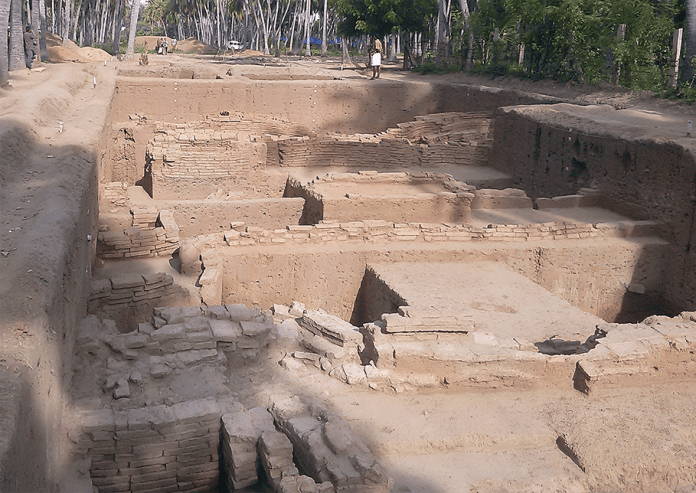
[30,0,38,32]
[0,0,10,84]
[435,0,446,61]
[111,0,123,55]
[288,6,296,53]
[403,33,414,69]
[216,0,221,48]
[71,0,82,41]
[321,0,326,56]
[8,0,23,70]
[304,0,310,56]
[62,0,72,45]
[458,0,469,25]
[341,35,350,65]
[37,0,48,60]
[686,0,696,82]
[124,0,139,58]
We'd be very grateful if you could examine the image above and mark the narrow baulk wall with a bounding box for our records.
[489,105,696,310]
[0,66,116,492]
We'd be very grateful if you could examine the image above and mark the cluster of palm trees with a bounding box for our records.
[0,0,354,83]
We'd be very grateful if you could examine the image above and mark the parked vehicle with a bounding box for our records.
[227,40,245,50]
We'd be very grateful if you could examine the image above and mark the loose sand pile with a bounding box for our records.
[45,32,80,51]
[77,46,112,61]
[135,35,172,52]
[47,45,90,63]
[45,32,110,63]
[135,36,218,54]
[175,37,218,54]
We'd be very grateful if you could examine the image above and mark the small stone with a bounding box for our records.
[104,374,119,390]
[113,379,130,399]
[627,283,646,294]
[280,357,305,372]
[289,301,306,318]
[273,304,290,316]
[293,351,320,362]
[150,364,171,378]
[129,371,142,383]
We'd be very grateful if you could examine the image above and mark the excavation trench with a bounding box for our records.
[3,62,694,493]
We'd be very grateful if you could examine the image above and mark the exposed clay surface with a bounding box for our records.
[3,53,696,493]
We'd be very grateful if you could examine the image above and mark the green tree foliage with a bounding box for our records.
[143,0,169,34]
[464,0,678,90]
[336,0,436,37]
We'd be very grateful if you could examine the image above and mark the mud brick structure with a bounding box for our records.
[74,398,222,493]
[270,397,391,493]
[87,273,189,330]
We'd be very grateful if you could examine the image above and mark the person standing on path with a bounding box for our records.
[23,26,37,69]
[371,37,383,79]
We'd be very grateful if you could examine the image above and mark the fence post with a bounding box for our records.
[669,28,683,89]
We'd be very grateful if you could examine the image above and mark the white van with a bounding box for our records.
[227,40,245,50]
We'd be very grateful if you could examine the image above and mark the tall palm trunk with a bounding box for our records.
[71,0,82,41]
[341,35,350,65]
[62,0,72,45]
[434,0,446,60]
[0,0,10,84]
[320,0,326,56]
[111,0,123,55]
[124,0,139,58]
[686,0,696,82]
[8,0,23,70]
[303,0,310,56]
[37,0,48,60]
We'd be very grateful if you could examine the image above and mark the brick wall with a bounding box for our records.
[75,398,222,493]
[208,218,662,250]
[96,210,179,259]
[88,273,189,328]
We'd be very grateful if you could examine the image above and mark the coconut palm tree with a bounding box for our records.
[8,0,24,70]
[0,0,10,84]
[125,0,141,58]
[686,0,696,81]
[62,0,72,45]
[37,0,48,61]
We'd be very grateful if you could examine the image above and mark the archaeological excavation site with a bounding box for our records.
[3,57,696,493]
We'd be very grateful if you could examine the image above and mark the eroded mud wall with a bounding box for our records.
[489,106,696,311]
[110,79,555,134]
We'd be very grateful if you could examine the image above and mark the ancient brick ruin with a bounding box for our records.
[4,61,696,493]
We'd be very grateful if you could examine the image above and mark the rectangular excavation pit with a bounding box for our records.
[216,234,672,330]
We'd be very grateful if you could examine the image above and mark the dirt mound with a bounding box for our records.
[135,35,172,52]
[45,32,80,51]
[175,37,217,55]
[77,46,111,61]
[48,45,89,63]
